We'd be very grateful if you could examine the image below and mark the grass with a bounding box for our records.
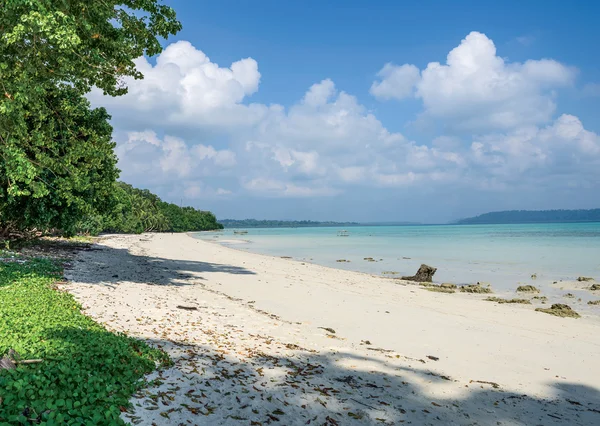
[0,254,169,425]
[484,297,531,304]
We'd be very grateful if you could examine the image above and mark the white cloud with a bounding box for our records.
[89,40,270,130]
[89,36,600,213]
[370,64,420,100]
[371,31,576,130]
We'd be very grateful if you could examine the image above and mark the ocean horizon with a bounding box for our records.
[194,222,600,309]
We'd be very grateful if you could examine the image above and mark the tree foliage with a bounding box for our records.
[77,182,223,235]
[0,0,181,235]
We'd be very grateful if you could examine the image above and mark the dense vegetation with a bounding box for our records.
[0,1,181,237]
[456,209,600,224]
[220,219,360,228]
[0,253,169,424]
[77,182,223,235]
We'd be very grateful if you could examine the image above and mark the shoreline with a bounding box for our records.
[63,232,600,425]
[196,231,600,310]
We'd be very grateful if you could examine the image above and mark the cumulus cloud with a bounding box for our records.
[89,40,270,130]
[371,32,577,130]
[115,130,237,193]
[370,64,420,100]
[88,35,600,218]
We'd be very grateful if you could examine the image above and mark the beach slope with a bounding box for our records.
[63,233,600,425]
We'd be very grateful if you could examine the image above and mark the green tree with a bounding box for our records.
[0,0,181,235]
[93,182,223,235]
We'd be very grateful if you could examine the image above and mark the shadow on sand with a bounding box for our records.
[15,325,600,425]
[64,240,255,287]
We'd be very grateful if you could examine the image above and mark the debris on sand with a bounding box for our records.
[587,300,600,305]
[563,293,575,298]
[382,271,399,275]
[532,296,548,302]
[176,305,198,310]
[401,264,437,282]
[577,277,594,282]
[535,304,580,318]
[470,380,500,389]
[425,286,456,293]
[484,297,531,304]
[318,327,336,334]
[516,285,540,293]
[459,284,492,294]
[420,283,456,293]
[441,283,457,289]
[589,284,600,291]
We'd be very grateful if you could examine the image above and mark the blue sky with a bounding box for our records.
[91,0,600,223]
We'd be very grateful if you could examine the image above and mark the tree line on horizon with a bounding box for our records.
[220,219,360,228]
[0,1,222,238]
[456,209,600,224]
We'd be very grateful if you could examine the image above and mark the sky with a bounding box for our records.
[90,0,600,223]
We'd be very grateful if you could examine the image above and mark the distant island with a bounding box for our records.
[456,209,600,224]
[220,219,360,228]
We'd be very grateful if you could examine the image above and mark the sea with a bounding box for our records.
[193,223,600,308]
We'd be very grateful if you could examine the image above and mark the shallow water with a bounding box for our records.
[193,223,600,307]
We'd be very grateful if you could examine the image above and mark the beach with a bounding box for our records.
[62,233,600,425]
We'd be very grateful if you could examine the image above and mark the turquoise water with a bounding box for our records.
[194,223,600,304]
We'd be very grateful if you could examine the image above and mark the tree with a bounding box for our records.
[0,0,181,235]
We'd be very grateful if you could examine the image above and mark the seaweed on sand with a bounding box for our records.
[535,304,580,318]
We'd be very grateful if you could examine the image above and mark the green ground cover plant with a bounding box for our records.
[0,254,169,425]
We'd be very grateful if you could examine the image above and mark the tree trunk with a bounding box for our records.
[401,264,437,282]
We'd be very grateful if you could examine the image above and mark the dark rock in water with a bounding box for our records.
[577,277,594,282]
[535,304,580,318]
[401,264,437,282]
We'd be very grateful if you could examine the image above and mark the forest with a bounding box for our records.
[456,209,600,224]
[76,182,222,235]
[0,1,221,238]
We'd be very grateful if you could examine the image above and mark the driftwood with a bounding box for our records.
[176,305,198,311]
[401,264,437,282]
[0,349,43,370]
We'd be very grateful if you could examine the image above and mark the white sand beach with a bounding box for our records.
[62,233,600,425]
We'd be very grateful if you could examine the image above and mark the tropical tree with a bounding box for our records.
[0,0,181,235]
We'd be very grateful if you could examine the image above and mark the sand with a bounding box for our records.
[62,233,600,425]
